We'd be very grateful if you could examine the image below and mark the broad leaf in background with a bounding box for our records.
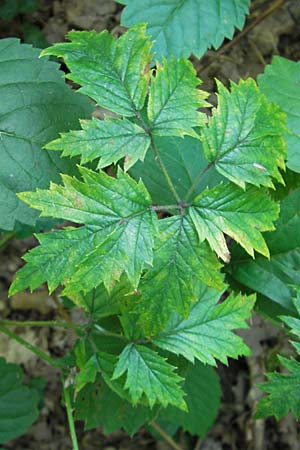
[41,25,152,116]
[10,167,157,295]
[46,117,150,171]
[0,358,39,443]
[0,0,37,20]
[135,216,224,335]
[112,344,186,410]
[130,135,222,204]
[256,293,300,419]
[229,189,300,314]
[189,183,279,262]
[0,38,92,230]
[258,56,300,173]
[75,376,157,435]
[120,0,250,60]
[148,57,208,137]
[153,286,255,365]
[159,361,221,437]
[202,79,286,189]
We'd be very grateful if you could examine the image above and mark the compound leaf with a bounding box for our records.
[229,188,300,313]
[112,343,186,410]
[41,24,152,117]
[0,358,39,444]
[0,38,92,230]
[202,79,286,189]
[135,215,224,335]
[153,287,255,365]
[189,182,279,262]
[258,56,300,173]
[159,361,221,437]
[11,167,157,294]
[120,0,250,60]
[46,117,150,171]
[148,57,208,137]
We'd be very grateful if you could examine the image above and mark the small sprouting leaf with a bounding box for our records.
[258,56,300,173]
[112,343,186,410]
[120,0,250,60]
[41,24,152,116]
[46,117,150,171]
[202,79,286,189]
[10,167,157,295]
[153,287,255,365]
[189,182,279,262]
[148,58,208,137]
[136,215,224,335]
[0,358,39,444]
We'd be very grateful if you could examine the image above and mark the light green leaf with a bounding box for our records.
[0,358,39,444]
[189,182,279,262]
[159,361,221,437]
[112,343,186,410]
[121,0,250,60]
[0,38,92,230]
[130,135,222,205]
[202,79,286,189]
[229,188,300,313]
[41,24,152,116]
[75,376,156,435]
[258,56,300,173]
[153,287,255,365]
[148,58,208,137]
[135,215,224,335]
[46,117,150,171]
[10,167,157,294]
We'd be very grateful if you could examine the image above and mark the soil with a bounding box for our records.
[0,1,300,449]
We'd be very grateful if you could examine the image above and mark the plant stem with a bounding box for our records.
[92,324,128,341]
[150,135,181,203]
[184,163,213,201]
[0,231,15,250]
[0,324,59,367]
[63,385,80,450]
[151,421,184,450]
[194,437,202,450]
[151,204,187,212]
[0,319,80,330]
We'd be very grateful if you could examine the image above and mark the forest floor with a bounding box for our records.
[1,1,300,449]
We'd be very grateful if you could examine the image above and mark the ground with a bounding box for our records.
[0,1,300,449]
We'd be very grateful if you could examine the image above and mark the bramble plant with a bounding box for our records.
[1,1,300,448]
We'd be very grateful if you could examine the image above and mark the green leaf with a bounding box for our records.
[75,376,156,435]
[159,361,221,437]
[202,79,286,189]
[46,117,150,171]
[41,25,152,117]
[135,215,224,335]
[0,38,92,230]
[229,188,300,313]
[255,355,300,420]
[189,182,278,262]
[153,287,255,366]
[121,0,250,60]
[112,343,186,410]
[148,58,208,137]
[0,358,39,444]
[258,56,300,173]
[10,167,157,295]
[130,135,222,205]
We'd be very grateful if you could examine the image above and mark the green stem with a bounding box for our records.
[151,204,188,212]
[0,324,59,367]
[184,162,213,201]
[151,421,183,450]
[0,319,81,330]
[150,135,181,203]
[63,385,80,450]
[0,231,15,250]
[92,324,128,342]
